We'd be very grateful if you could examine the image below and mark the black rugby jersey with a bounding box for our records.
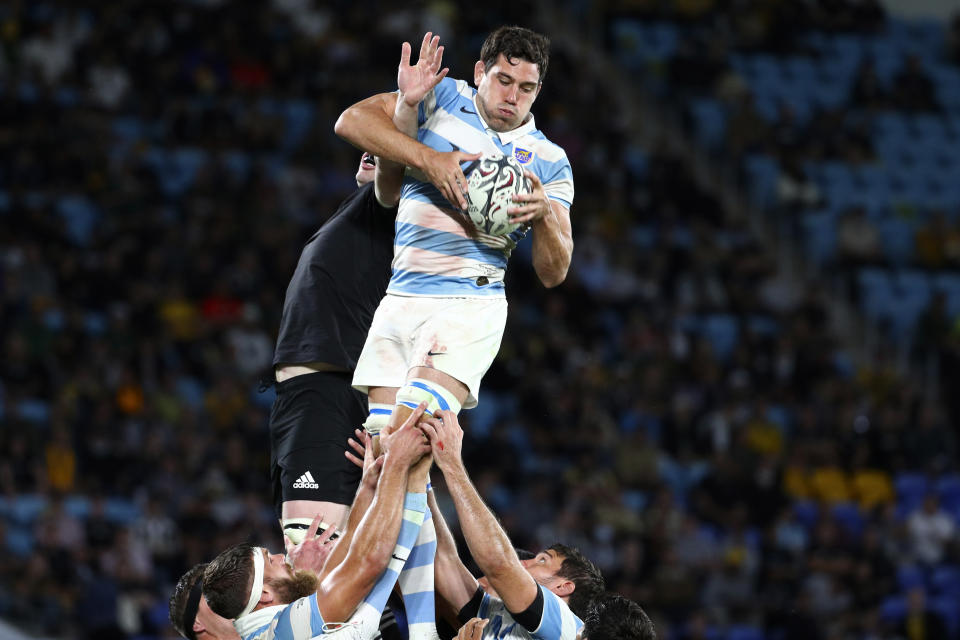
[273,183,396,370]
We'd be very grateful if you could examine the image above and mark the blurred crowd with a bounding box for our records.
[1,1,959,640]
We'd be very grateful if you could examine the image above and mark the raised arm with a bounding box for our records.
[315,406,431,623]
[375,33,447,207]
[428,486,481,611]
[419,412,540,615]
[334,32,478,211]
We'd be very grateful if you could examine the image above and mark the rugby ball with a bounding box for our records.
[464,153,531,236]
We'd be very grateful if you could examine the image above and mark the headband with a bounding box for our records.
[239,548,265,618]
[181,578,204,640]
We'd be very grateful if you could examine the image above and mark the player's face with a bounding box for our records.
[473,54,542,132]
[520,549,565,586]
[195,596,240,640]
[262,548,295,582]
[356,152,376,187]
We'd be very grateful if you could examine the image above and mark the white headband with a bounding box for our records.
[239,548,265,618]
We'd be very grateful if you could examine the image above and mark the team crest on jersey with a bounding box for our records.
[513,147,534,164]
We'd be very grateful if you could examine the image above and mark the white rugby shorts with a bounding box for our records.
[352,294,508,409]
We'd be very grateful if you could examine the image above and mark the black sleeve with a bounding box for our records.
[508,586,545,633]
[457,587,486,624]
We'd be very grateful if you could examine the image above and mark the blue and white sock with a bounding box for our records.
[397,505,440,640]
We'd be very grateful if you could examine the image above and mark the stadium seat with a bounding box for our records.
[831,502,865,538]
[726,626,765,640]
[702,314,739,361]
[935,475,960,513]
[801,212,837,266]
[690,98,728,150]
[897,564,927,592]
[930,565,960,595]
[9,495,47,525]
[880,595,907,622]
[929,594,960,638]
[793,500,820,531]
[878,218,916,266]
[895,473,929,517]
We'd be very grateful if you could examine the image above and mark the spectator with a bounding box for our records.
[906,494,956,565]
[891,55,938,112]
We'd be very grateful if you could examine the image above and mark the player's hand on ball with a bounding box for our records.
[457,618,489,640]
[398,32,448,108]
[420,149,482,212]
[381,402,432,467]
[418,409,464,471]
[508,170,551,225]
[287,513,338,574]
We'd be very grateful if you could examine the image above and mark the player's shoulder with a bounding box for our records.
[533,586,583,639]
[434,77,476,104]
[514,129,569,166]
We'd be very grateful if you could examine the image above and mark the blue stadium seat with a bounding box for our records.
[936,475,960,513]
[4,525,34,557]
[897,564,927,591]
[57,194,101,247]
[726,626,764,640]
[690,98,728,150]
[64,495,91,520]
[930,565,960,596]
[878,218,916,266]
[930,595,960,638]
[895,473,929,517]
[793,500,820,531]
[743,154,779,207]
[702,314,739,361]
[896,270,931,298]
[832,502,865,538]
[104,498,141,525]
[9,495,47,525]
[880,595,907,622]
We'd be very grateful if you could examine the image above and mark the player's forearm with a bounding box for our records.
[375,100,420,206]
[320,483,376,577]
[347,458,410,572]
[442,462,517,578]
[429,488,478,609]
[335,96,433,172]
[532,209,573,288]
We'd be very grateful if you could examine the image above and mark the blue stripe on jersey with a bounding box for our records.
[395,222,507,266]
[535,586,564,639]
[370,408,392,415]
[388,269,505,296]
[398,516,421,543]
[400,591,436,624]
[362,565,399,614]
[241,621,272,640]
[404,539,438,569]
[266,595,325,640]
[398,400,419,410]
[409,381,450,411]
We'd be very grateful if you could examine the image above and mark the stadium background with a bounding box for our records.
[3,0,960,638]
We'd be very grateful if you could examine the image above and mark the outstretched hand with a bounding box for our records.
[286,513,338,573]
[398,32,448,108]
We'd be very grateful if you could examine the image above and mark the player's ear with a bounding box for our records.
[193,619,205,635]
[553,577,575,599]
[474,60,485,86]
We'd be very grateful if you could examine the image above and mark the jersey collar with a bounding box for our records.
[472,95,537,145]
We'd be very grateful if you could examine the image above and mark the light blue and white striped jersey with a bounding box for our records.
[235,594,325,640]
[477,586,583,640]
[389,77,574,299]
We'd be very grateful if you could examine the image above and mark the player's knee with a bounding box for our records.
[363,403,393,437]
[395,378,462,418]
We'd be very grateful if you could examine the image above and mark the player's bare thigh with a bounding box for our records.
[281,500,349,554]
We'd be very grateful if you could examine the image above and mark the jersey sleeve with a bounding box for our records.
[526,586,583,640]
[268,594,326,640]
[540,156,574,210]
[419,77,471,126]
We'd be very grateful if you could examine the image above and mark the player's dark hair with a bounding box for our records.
[203,543,255,620]
[480,26,551,82]
[582,594,656,640]
[547,543,605,619]
[170,563,207,639]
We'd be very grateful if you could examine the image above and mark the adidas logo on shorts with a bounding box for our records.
[293,471,319,489]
